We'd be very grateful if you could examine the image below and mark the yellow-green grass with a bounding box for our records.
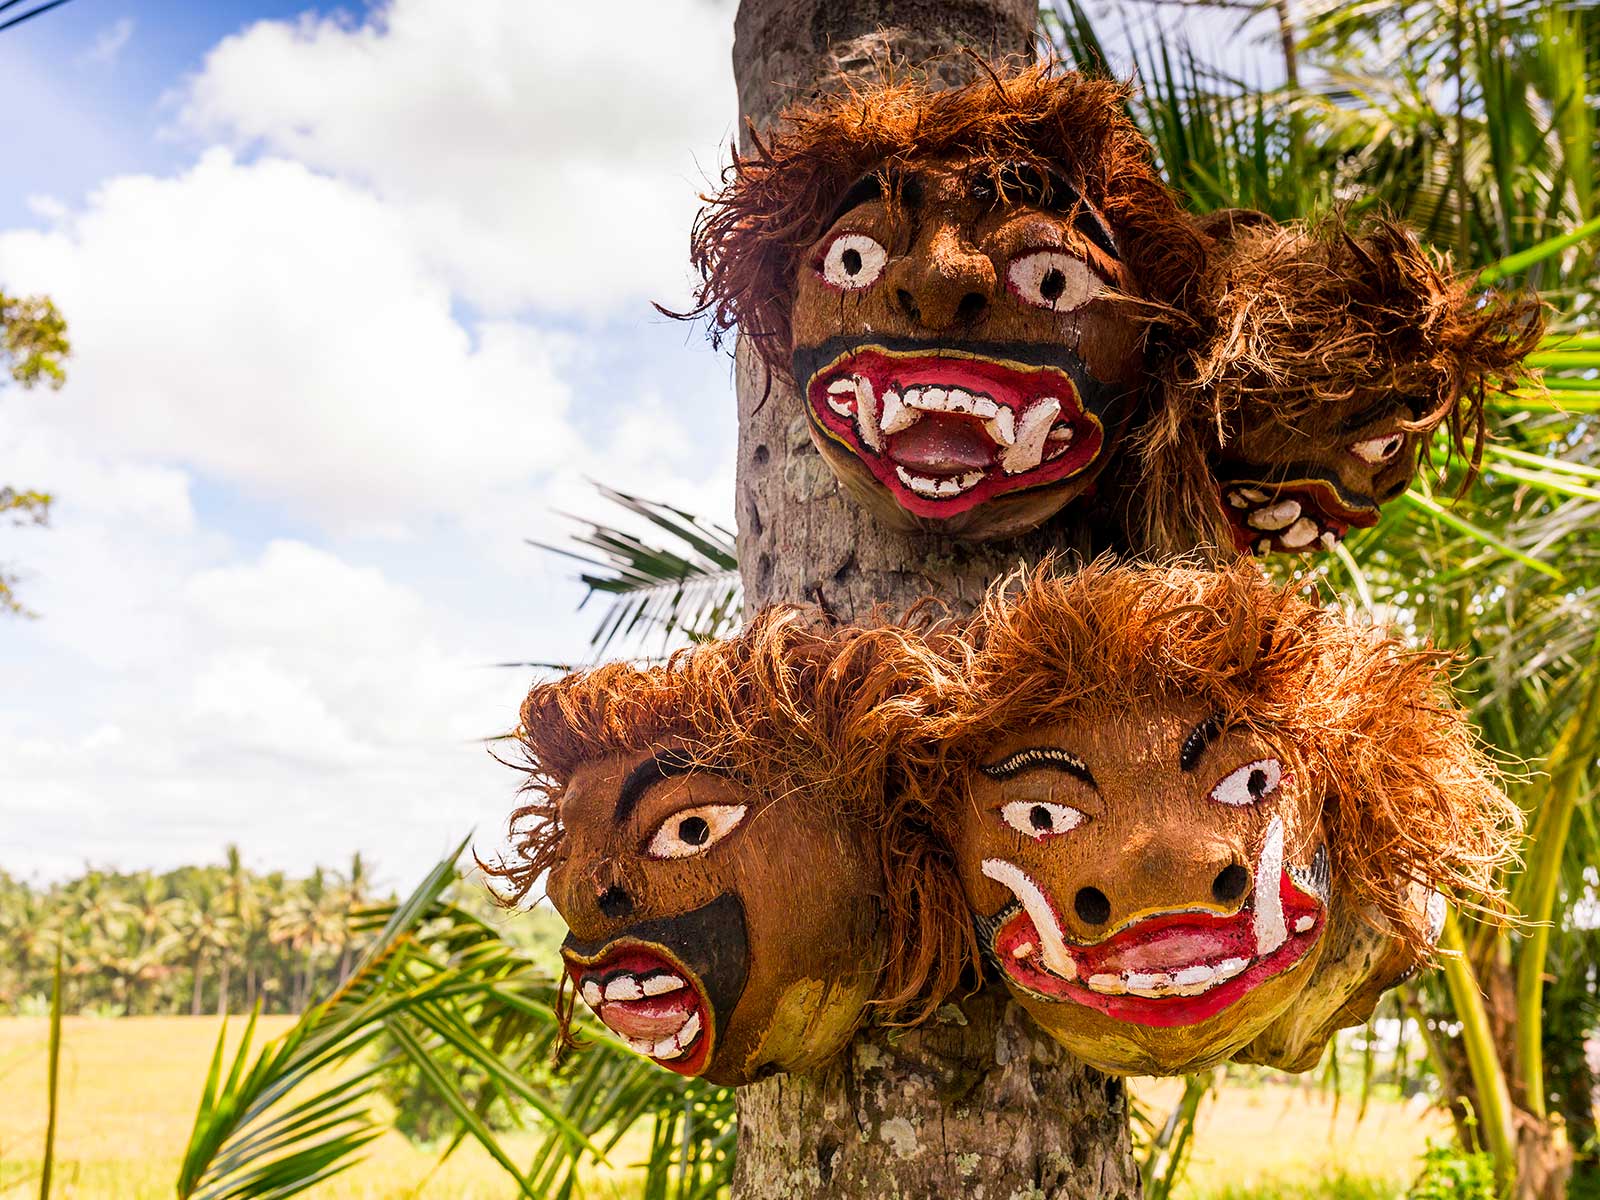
[0,1017,1445,1198]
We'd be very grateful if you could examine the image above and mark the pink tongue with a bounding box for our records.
[888,415,995,473]
[1094,927,1245,973]
[599,994,696,1040]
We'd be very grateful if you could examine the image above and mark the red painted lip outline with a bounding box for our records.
[563,941,714,1077]
[805,346,1104,519]
[1218,478,1380,556]
[992,870,1324,1028]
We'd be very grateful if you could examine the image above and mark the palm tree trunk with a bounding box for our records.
[216,957,231,1017]
[729,4,1138,1196]
[191,950,204,1017]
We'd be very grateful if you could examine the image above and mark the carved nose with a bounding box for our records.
[596,886,633,920]
[1212,864,1250,904]
[1074,886,1112,926]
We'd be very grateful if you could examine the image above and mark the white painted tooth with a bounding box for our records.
[980,858,1077,981]
[1253,816,1288,957]
[1214,957,1250,981]
[1173,965,1216,987]
[984,406,1016,447]
[604,975,643,1002]
[827,395,852,416]
[625,1035,657,1055]
[956,471,985,492]
[581,980,602,1008]
[677,1011,702,1046]
[1294,916,1315,934]
[1246,499,1301,531]
[945,388,972,413]
[1280,517,1320,549]
[973,396,999,419]
[1320,531,1338,550]
[1046,425,1074,441]
[1125,971,1175,996]
[827,378,856,395]
[854,377,881,452]
[1087,972,1127,995]
[1228,492,1250,509]
[880,390,918,434]
[652,1033,686,1059]
[936,477,960,496]
[1001,397,1060,474]
[903,386,925,409]
[641,974,686,997]
[1011,941,1035,960]
[1238,487,1270,503]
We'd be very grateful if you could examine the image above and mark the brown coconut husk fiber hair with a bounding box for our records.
[899,557,1520,956]
[484,604,976,1025]
[1139,213,1546,553]
[684,59,1209,373]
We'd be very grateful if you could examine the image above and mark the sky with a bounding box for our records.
[0,0,1270,892]
[0,0,743,890]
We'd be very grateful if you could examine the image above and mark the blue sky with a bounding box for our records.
[1,0,741,889]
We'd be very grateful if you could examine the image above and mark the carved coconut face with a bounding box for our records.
[1217,396,1422,556]
[952,699,1331,1075]
[788,156,1145,541]
[545,748,881,1086]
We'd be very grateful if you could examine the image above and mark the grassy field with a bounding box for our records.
[0,1017,1447,1199]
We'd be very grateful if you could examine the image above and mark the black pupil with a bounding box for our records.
[1040,268,1066,301]
[1248,769,1269,797]
[679,816,711,845]
[1029,805,1053,831]
[841,247,862,275]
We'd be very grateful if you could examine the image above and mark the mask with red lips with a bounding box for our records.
[955,703,1331,1075]
[787,157,1145,539]
[685,65,1209,543]
[1139,211,1544,558]
[546,749,880,1085]
[902,560,1523,1077]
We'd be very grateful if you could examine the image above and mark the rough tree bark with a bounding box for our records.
[728,4,1141,1196]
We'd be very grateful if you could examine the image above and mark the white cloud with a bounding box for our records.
[179,0,737,316]
[0,151,583,531]
[79,18,135,67]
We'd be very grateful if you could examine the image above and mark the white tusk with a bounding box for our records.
[880,390,918,434]
[1001,397,1061,475]
[854,377,881,451]
[981,858,1076,980]
[1253,816,1287,957]
[984,406,1017,447]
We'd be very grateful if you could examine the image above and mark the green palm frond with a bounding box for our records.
[532,483,742,657]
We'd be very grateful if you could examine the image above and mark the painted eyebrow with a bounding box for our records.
[1179,714,1226,773]
[822,172,890,231]
[980,746,1095,787]
[613,749,717,826]
[971,162,1121,262]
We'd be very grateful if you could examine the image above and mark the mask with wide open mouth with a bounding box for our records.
[562,892,749,1078]
[1217,472,1383,556]
[796,337,1126,529]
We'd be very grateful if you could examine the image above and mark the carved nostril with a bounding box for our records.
[896,289,921,321]
[1213,864,1250,904]
[1074,886,1111,926]
[596,886,633,920]
[955,292,988,324]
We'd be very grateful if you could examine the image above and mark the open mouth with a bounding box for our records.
[1218,476,1380,556]
[567,942,714,1076]
[802,344,1105,518]
[980,818,1329,1028]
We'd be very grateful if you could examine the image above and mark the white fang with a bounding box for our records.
[1253,816,1288,957]
[1001,397,1061,475]
[981,858,1077,981]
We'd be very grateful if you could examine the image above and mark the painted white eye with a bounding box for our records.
[1000,800,1086,840]
[1007,251,1099,312]
[1350,432,1405,464]
[819,234,888,290]
[645,804,748,860]
[1210,759,1282,807]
